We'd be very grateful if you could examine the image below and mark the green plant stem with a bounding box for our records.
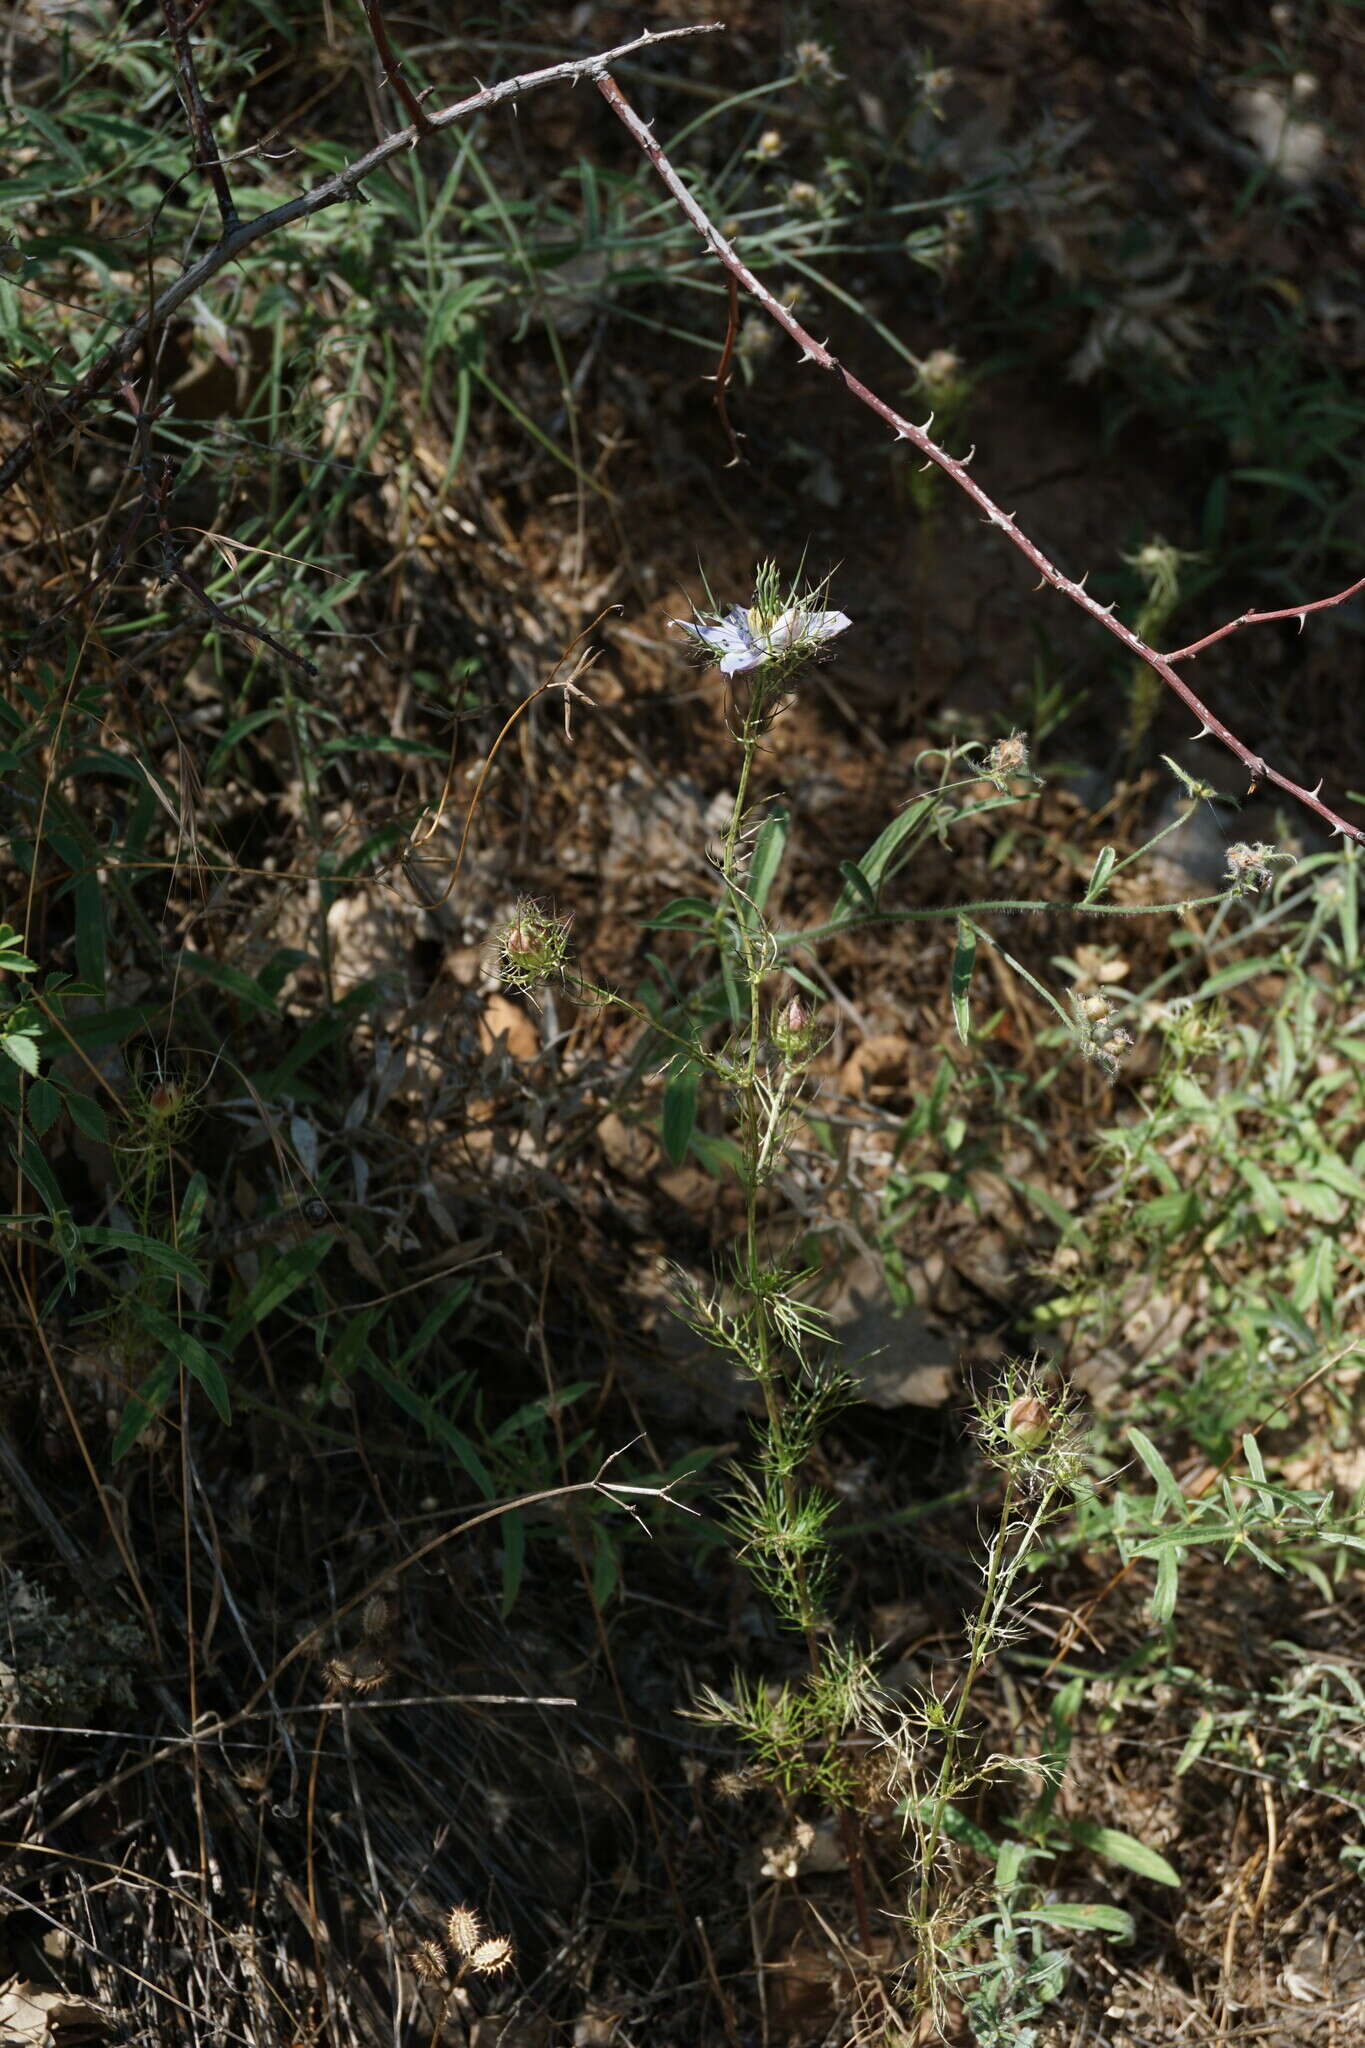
[716,694,879,1960]
[913,1473,1058,1998]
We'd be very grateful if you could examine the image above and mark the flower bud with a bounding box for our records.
[771,991,819,1062]
[1005,1394,1051,1450]
[496,898,573,991]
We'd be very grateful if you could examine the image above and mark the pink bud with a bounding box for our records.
[1005,1395,1051,1450]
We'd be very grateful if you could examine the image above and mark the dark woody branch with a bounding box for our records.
[160,0,238,234]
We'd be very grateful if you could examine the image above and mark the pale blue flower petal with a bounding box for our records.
[764,607,852,654]
[670,607,766,674]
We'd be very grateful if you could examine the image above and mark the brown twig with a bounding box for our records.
[593,70,1365,848]
[710,272,744,468]
[0,23,721,500]
[1163,571,1365,662]
[160,0,238,234]
[360,0,431,132]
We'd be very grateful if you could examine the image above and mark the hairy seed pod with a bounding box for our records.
[445,1905,483,1957]
[409,1940,447,1983]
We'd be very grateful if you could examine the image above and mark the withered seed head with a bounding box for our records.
[361,1594,392,1641]
[409,1939,448,1983]
[325,1647,391,1695]
[445,1905,484,1957]
[471,1935,514,1977]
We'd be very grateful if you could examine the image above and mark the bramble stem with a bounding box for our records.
[594,68,1364,849]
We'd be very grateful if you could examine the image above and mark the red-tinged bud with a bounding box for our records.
[1005,1394,1051,1450]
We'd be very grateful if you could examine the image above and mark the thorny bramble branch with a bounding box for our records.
[361,0,434,133]
[9,10,1359,848]
[1163,573,1365,663]
[159,0,238,234]
[592,69,1365,848]
[0,23,721,499]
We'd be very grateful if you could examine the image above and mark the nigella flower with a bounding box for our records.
[673,605,768,675]
[670,591,852,676]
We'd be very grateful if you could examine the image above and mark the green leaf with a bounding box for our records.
[1151,1544,1179,1627]
[748,808,789,915]
[907,1796,996,1855]
[1236,1158,1284,1230]
[1134,1189,1201,1235]
[1231,466,1328,508]
[1132,1520,1238,1552]
[0,935,38,975]
[1,1030,40,1076]
[1175,1709,1216,1776]
[1283,1178,1343,1223]
[950,917,976,1045]
[328,1307,381,1385]
[1200,959,1274,998]
[178,951,281,1016]
[220,1235,333,1355]
[177,1172,210,1248]
[1293,1237,1337,1319]
[360,1355,494,1496]
[1007,1178,1091,1247]
[78,1227,203,1282]
[994,1837,1035,1893]
[26,1078,60,1135]
[1249,1289,1316,1356]
[393,1283,471,1372]
[52,1004,150,1053]
[641,897,715,932]
[206,705,286,780]
[1083,845,1116,904]
[833,793,940,919]
[661,1062,700,1167]
[1066,1820,1179,1887]
[1127,1426,1187,1520]
[66,1091,108,1144]
[112,1358,178,1461]
[72,868,106,998]
[834,859,879,918]
[141,1309,231,1425]
[1018,1901,1134,1941]
[1307,1154,1365,1202]
[591,1519,620,1606]
[1026,1675,1083,1826]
